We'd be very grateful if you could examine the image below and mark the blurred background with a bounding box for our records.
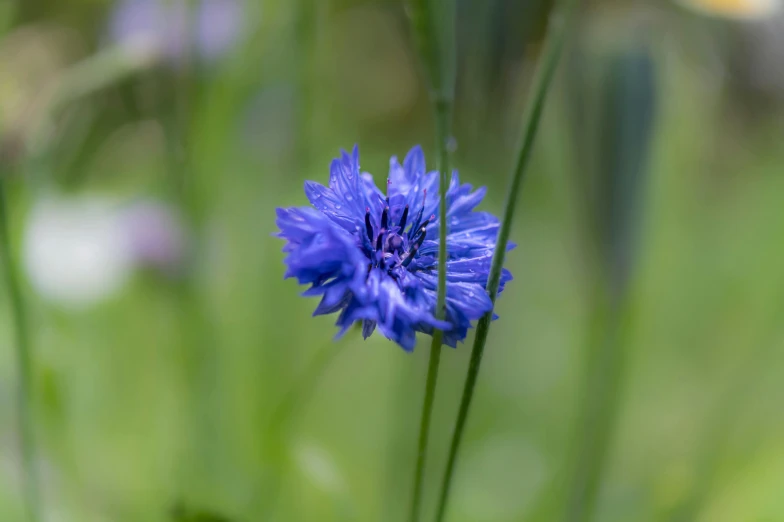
[1,0,784,520]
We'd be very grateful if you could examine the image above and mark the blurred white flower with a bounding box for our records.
[23,195,133,307]
[676,0,782,20]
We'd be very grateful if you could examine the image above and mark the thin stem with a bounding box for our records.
[434,2,579,520]
[0,180,41,522]
[406,0,456,519]
[409,332,444,522]
[409,97,453,522]
[432,98,451,328]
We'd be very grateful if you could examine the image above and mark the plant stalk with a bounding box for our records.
[406,0,457,518]
[410,97,453,522]
[0,180,41,522]
[434,2,579,520]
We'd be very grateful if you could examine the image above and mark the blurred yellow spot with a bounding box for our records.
[703,0,761,11]
[680,0,781,18]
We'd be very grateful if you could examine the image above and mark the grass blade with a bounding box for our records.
[433,2,579,520]
[406,0,457,521]
[0,179,41,522]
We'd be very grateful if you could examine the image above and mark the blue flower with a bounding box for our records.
[276,146,513,351]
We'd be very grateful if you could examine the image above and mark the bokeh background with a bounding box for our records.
[1,0,784,521]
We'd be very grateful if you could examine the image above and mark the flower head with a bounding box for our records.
[276,146,513,351]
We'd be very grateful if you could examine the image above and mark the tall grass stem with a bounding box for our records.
[0,180,41,522]
[406,0,457,520]
[434,2,579,520]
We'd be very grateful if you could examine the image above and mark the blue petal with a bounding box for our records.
[448,211,498,233]
[403,171,439,216]
[328,148,366,219]
[304,180,361,232]
[276,206,362,287]
[388,145,425,199]
[404,145,426,180]
[313,284,351,316]
[360,173,386,219]
[448,185,486,217]
[362,319,377,339]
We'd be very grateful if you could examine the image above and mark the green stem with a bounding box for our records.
[434,2,579,521]
[0,180,41,522]
[406,0,456,519]
[409,331,444,522]
[409,95,453,522]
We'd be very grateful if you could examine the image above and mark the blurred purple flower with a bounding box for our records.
[120,200,188,276]
[107,0,245,64]
[198,0,245,61]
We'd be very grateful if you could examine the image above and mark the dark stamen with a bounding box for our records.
[399,205,409,232]
[412,225,427,249]
[364,208,373,242]
[410,208,424,238]
[409,190,428,237]
[376,229,385,252]
[381,206,389,230]
[419,214,435,231]
[402,243,420,268]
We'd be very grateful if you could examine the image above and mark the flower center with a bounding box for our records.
[363,194,433,273]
